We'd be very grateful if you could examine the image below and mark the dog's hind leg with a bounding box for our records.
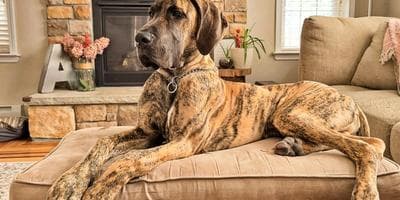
[82,140,196,200]
[274,136,331,156]
[346,135,386,159]
[273,112,383,200]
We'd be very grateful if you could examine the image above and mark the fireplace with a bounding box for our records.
[46,0,246,87]
[92,0,155,86]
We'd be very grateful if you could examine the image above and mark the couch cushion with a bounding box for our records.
[391,123,400,163]
[333,86,400,159]
[300,16,388,85]
[351,22,397,90]
[10,127,400,200]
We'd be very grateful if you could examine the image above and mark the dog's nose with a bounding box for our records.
[135,31,154,45]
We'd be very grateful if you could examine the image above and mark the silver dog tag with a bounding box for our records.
[167,77,178,94]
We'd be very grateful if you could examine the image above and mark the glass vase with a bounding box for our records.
[74,68,95,91]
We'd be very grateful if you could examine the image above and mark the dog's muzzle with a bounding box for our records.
[135,31,155,46]
[135,30,160,70]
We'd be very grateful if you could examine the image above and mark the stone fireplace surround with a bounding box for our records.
[26,0,247,139]
[46,0,247,43]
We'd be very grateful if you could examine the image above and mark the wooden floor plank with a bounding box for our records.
[0,139,59,162]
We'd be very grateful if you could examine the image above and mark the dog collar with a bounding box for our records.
[166,68,217,94]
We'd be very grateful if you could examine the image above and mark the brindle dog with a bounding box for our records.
[47,0,386,199]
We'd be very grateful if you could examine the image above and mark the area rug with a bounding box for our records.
[0,162,33,200]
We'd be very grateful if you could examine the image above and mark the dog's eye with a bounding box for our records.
[170,9,185,19]
[149,10,154,18]
[172,10,183,18]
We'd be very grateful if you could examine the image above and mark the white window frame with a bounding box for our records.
[0,0,19,62]
[274,0,355,61]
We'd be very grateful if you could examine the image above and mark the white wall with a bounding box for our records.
[0,0,48,105]
[389,0,400,17]
[246,0,298,84]
[355,0,390,17]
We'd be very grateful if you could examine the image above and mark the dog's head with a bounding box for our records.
[135,0,228,70]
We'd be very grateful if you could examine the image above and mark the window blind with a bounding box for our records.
[281,0,349,50]
[0,0,10,54]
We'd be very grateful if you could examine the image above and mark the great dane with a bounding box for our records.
[47,0,385,199]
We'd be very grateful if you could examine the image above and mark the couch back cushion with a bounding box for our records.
[351,22,397,90]
[299,16,388,85]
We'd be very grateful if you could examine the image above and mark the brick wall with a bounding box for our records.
[46,0,247,43]
[212,0,247,37]
[47,0,91,43]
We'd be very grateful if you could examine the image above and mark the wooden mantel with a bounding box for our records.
[218,68,251,82]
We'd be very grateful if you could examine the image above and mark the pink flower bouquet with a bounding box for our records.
[62,33,110,63]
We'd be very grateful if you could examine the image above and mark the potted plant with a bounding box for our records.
[218,42,234,69]
[62,33,110,91]
[230,27,266,69]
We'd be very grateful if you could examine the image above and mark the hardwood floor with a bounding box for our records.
[0,139,59,162]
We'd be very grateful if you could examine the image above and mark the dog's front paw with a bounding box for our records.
[274,137,304,156]
[351,185,379,200]
[47,171,89,200]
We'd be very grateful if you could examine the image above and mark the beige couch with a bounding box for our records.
[300,16,400,164]
[9,127,400,199]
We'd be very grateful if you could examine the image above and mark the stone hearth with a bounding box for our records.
[24,87,143,139]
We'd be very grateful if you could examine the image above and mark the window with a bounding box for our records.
[275,0,353,60]
[0,0,18,62]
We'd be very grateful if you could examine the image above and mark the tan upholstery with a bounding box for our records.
[351,22,397,90]
[300,16,400,164]
[300,16,387,85]
[333,86,400,159]
[391,123,400,164]
[10,127,400,200]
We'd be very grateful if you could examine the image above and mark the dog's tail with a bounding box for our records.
[356,104,370,137]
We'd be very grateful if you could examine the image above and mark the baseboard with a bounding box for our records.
[0,105,21,117]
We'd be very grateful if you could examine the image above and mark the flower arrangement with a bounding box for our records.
[62,33,110,63]
[233,27,266,62]
[61,33,110,92]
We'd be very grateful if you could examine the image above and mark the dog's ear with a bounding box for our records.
[191,0,228,55]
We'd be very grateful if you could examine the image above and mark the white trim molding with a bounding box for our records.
[0,0,19,63]
[272,51,299,61]
[0,104,21,117]
[0,54,20,62]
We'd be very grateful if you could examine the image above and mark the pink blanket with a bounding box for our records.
[380,18,400,95]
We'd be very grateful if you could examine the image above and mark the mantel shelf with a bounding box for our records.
[218,68,251,77]
[23,87,143,106]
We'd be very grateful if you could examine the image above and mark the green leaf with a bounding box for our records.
[79,79,89,90]
[219,41,235,58]
[219,43,229,58]
[238,24,267,61]
[253,37,266,53]
[244,47,248,63]
[254,44,261,59]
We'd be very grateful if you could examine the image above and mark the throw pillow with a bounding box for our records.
[351,22,397,90]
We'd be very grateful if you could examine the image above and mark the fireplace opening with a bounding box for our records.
[93,0,155,86]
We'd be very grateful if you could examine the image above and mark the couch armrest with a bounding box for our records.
[391,122,400,163]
